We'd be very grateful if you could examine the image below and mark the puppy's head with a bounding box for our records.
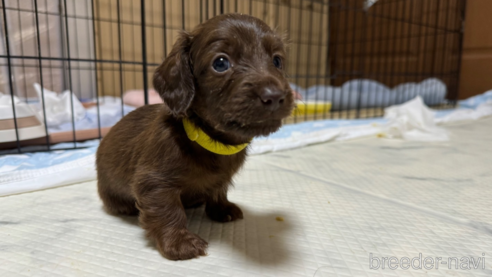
[153,14,294,139]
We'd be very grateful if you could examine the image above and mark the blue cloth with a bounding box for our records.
[0,140,98,172]
[0,118,378,171]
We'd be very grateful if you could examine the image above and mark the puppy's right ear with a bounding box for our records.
[153,32,194,118]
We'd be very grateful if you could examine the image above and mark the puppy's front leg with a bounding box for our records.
[135,184,208,260]
[206,188,243,222]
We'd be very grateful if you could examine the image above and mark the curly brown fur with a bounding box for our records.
[96,14,294,260]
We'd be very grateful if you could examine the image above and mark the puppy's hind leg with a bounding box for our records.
[206,187,243,223]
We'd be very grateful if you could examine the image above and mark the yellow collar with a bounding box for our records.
[182,118,249,155]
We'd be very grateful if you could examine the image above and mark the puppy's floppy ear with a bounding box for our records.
[153,31,194,117]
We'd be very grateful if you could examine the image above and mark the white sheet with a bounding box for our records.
[1,117,491,276]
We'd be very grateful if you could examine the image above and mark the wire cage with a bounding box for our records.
[0,0,466,153]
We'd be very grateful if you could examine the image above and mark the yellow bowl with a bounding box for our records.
[292,101,332,116]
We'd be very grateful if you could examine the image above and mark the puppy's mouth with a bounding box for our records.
[225,119,283,137]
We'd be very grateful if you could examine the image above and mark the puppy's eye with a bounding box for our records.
[273,56,282,69]
[212,57,231,73]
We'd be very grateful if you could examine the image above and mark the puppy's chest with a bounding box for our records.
[184,153,246,189]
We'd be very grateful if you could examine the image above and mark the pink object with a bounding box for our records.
[293,90,302,100]
[123,89,163,107]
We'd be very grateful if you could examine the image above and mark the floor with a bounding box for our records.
[1,117,491,277]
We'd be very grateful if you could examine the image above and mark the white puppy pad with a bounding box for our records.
[1,118,491,277]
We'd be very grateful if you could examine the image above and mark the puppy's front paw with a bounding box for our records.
[206,202,243,222]
[158,229,208,260]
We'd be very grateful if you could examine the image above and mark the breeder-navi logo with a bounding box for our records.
[369,253,486,270]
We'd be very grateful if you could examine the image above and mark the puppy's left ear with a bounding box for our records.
[153,31,194,118]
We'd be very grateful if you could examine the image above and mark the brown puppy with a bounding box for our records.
[96,14,294,260]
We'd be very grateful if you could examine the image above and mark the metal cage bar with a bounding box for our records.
[0,0,466,154]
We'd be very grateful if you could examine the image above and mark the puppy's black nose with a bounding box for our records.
[259,88,285,111]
